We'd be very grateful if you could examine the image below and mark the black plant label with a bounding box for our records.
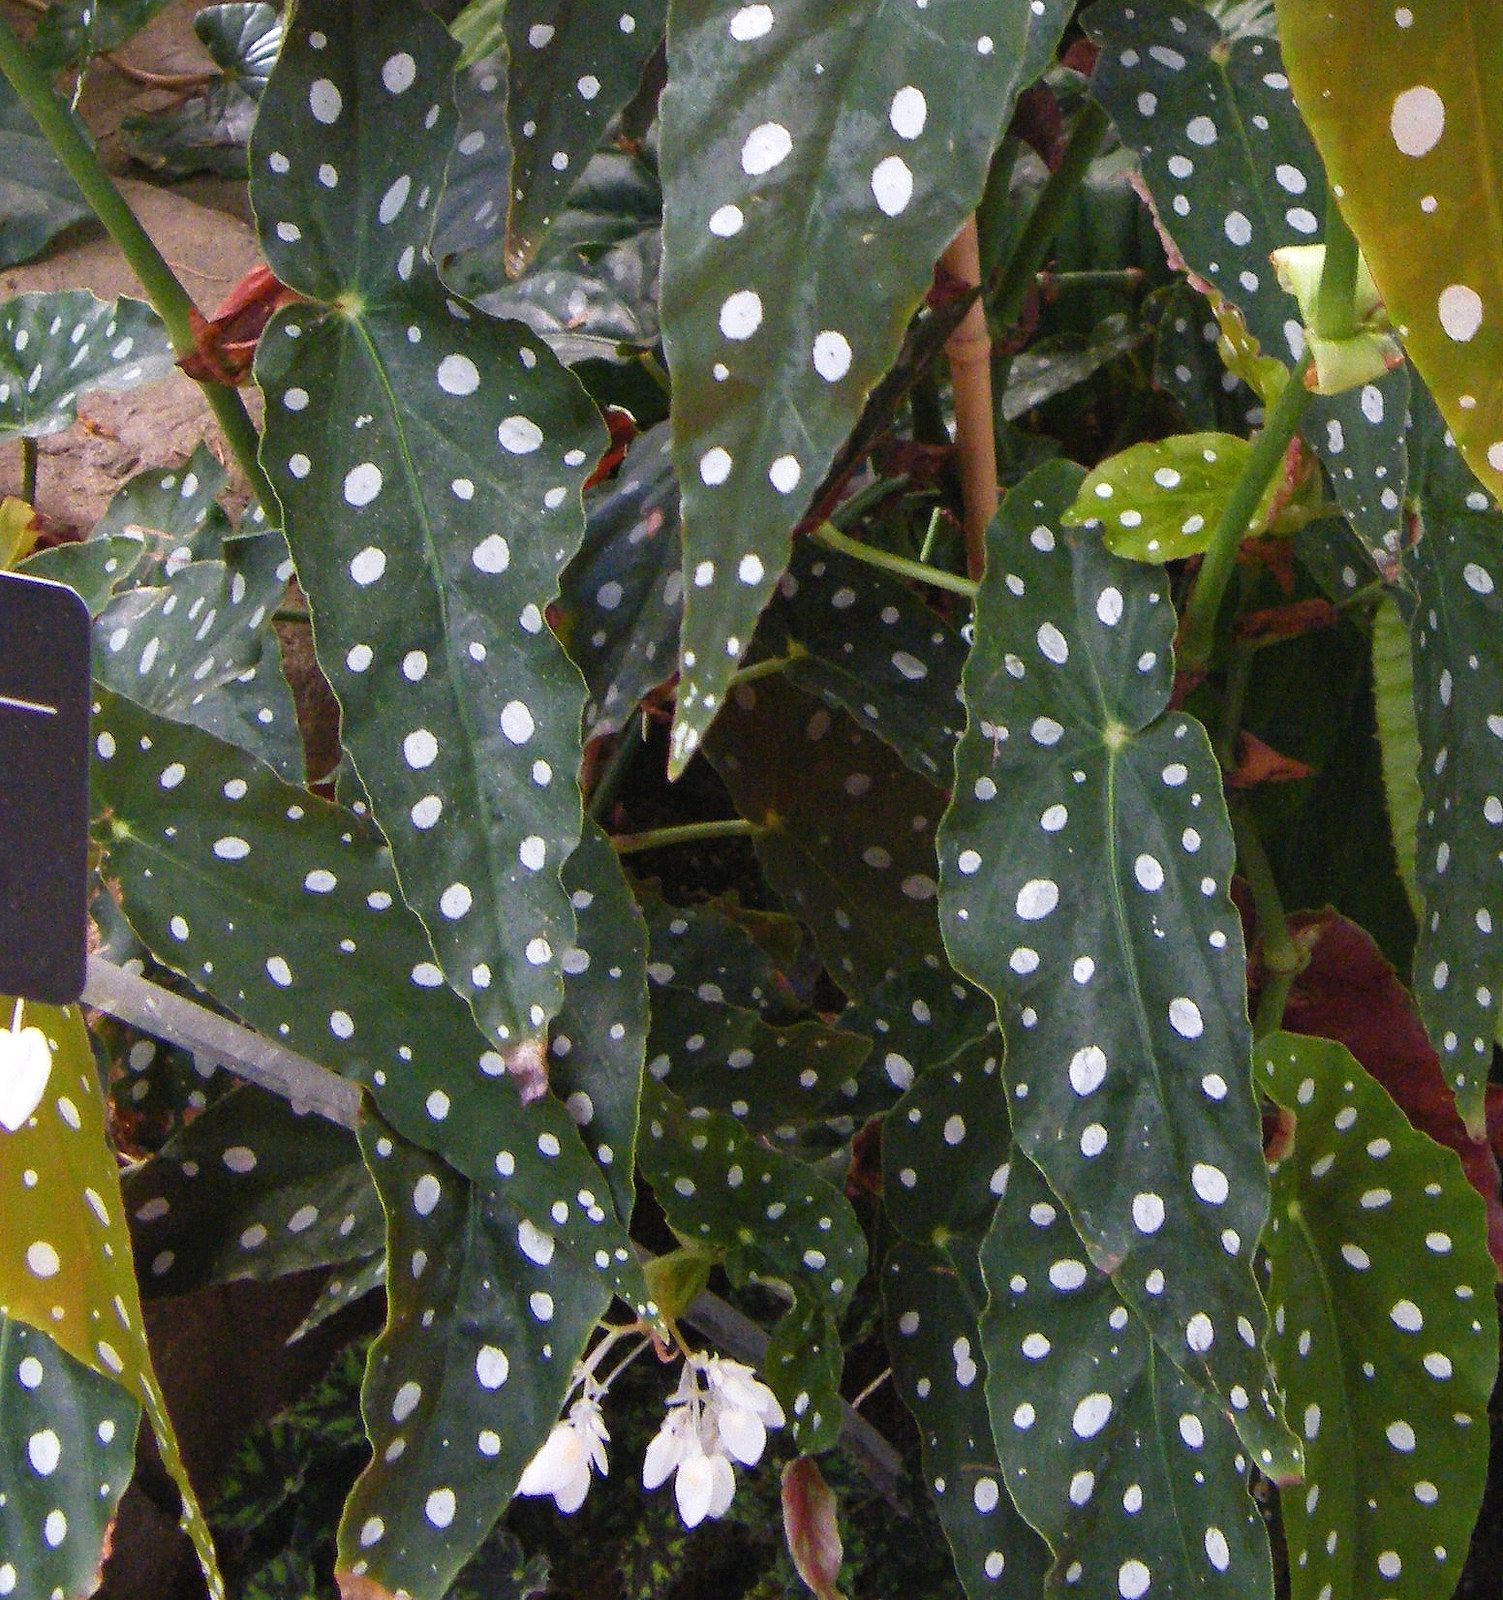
[0,570,89,1003]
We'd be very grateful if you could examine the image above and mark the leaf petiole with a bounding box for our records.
[810,522,979,600]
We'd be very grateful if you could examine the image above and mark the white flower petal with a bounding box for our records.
[643,1416,688,1489]
[707,1452,737,1519]
[716,1405,767,1466]
[675,1453,716,1528]
[517,1423,578,1498]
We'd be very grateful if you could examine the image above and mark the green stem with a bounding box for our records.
[1178,353,1313,670]
[635,349,672,395]
[1213,638,1255,771]
[830,474,909,530]
[613,818,764,855]
[1229,798,1304,1038]
[728,653,795,688]
[917,506,944,565]
[1039,267,1146,294]
[811,521,978,599]
[0,17,274,514]
[988,101,1111,328]
[272,605,310,624]
[1311,193,1361,342]
[19,436,37,506]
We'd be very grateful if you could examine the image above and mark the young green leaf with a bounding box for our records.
[252,0,607,1063]
[338,1113,610,1600]
[89,688,651,1316]
[0,291,171,443]
[1063,431,1266,562]
[1275,0,1503,499]
[979,1152,1276,1600]
[1403,388,1503,1130]
[0,1001,223,1594]
[707,676,947,996]
[938,461,1295,1475]
[0,1314,140,1600]
[660,0,1063,773]
[1259,1031,1496,1600]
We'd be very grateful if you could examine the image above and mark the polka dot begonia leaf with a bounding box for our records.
[0,289,171,444]
[122,1083,385,1300]
[18,533,146,614]
[0,999,224,1595]
[637,1078,866,1451]
[1396,386,1503,1132]
[88,687,652,1317]
[705,676,947,997]
[659,0,1065,776]
[1085,0,1318,369]
[884,1238,1049,1600]
[555,422,683,741]
[92,532,304,781]
[1307,364,1413,579]
[1258,1031,1497,1600]
[1275,0,1503,501]
[545,821,650,1225]
[1063,429,1270,563]
[251,0,608,1062]
[936,460,1298,1478]
[638,887,805,1023]
[0,1312,140,1600]
[1083,0,1412,573]
[445,0,667,279]
[292,1251,387,1344]
[645,984,868,1134]
[0,82,92,268]
[336,1112,610,1600]
[979,1151,1277,1600]
[1371,596,1423,918]
[90,441,235,569]
[838,964,996,1121]
[767,541,970,784]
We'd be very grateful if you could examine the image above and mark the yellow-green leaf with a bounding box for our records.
[1276,0,1503,498]
[0,1001,222,1595]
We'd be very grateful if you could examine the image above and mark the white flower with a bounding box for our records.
[517,1395,609,1513]
[701,1356,784,1467]
[642,1353,785,1527]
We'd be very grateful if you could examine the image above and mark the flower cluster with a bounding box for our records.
[642,1354,786,1528]
[514,1337,785,1528]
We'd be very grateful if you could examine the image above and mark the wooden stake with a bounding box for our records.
[940,217,998,582]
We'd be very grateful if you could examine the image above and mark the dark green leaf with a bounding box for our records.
[89,688,651,1317]
[123,1084,383,1298]
[29,0,174,68]
[336,1113,609,1600]
[0,78,91,269]
[660,0,1058,773]
[706,676,947,996]
[253,0,607,1061]
[767,540,969,783]
[1259,1031,1496,1600]
[496,0,666,274]
[549,821,649,1224]
[558,421,682,739]
[638,1079,865,1449]
[1402,387,1503,1129]
[0,1315,139,1600]
[979,1152,1276,1600]
[937,461,1294,1474]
